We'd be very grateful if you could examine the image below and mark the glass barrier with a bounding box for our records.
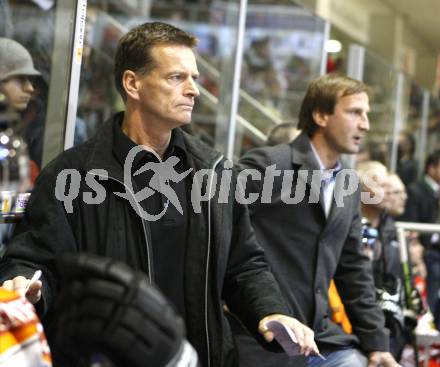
[426,95,440,155]
[359,49,399,170]
[0,1,55,179]
[0,0,77,244]
[235,1,326,155]
[395,79,423,187]
[75,0,242,152]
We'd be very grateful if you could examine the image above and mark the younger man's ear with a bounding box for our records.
[312,110,328,128]
[122,70,141,101]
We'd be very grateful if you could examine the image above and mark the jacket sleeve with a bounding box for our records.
[0,161,78,318]
[333,190,390,352]
[235,148,270,215]
[222,166,290,338]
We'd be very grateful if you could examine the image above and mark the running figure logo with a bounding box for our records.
[116,145,192,221]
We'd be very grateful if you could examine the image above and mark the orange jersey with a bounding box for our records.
[0,288,51,366]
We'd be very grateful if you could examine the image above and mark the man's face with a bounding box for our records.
[135,44,200,129]
[362,165,389,211]
[317,92,370,155]
[386,175,407,216]
[0,75,35,111]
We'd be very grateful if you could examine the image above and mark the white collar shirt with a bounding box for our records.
[310,142,342,218]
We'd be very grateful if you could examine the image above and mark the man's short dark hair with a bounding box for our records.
[114,22,198,101]
[298,74,370,137]
[425,149,440,173]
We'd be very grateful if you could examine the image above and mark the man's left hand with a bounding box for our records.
[367,351,401,367]
[258,314,319,357]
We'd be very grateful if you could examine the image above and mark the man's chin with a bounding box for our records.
[344,145,360,155]
[170,118,192,129]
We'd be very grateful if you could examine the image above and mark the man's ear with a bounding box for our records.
[312,110,328,128]
[122,70,141,101]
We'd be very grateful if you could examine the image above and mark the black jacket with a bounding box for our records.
[0,113,289,367]
[233,133,389,366]
[400,177,439,248]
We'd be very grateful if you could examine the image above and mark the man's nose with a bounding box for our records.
[360,113,370,131]
[185,78,200,98]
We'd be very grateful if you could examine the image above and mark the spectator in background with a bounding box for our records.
[0,37,41,181]
[369,140,390,167]
[400,150,440,314]
[386,173,407,218]
[0,38,40,112]
[242,37,284,109]
[397,131,418,188]
[266,122,300,146]
[356,140,390,167]
[357,161,406,360]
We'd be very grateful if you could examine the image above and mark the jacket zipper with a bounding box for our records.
[205,154,223,367]
[90,172,153,281]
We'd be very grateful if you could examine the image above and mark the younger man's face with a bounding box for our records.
[319,92,370,155]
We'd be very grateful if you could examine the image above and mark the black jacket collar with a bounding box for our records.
[84,112,223,181]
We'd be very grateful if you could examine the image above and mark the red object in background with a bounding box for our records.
[418,345,440,367]
[414,275,429,311]
[327,56,335,73]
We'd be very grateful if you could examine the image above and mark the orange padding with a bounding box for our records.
[328,280,352,334]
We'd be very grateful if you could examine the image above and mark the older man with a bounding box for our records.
[0,22,317,366]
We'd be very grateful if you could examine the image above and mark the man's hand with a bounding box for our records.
[2,276,42,304]
[258,314,319,357]
[368,351,401,367]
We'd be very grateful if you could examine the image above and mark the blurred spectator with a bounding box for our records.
[357,161,406,360]
[356,139,389,167]
[242,37,284,109]
[386,173,407,218]
[0,37,41,180]
[385,173,427,304]
[266,122,300,146]
[285,55,311,92]
[370,139,390,167]
[400,149,440,313]
[0,38,40,112]
[397,131,418,187]
[407,232,427,279]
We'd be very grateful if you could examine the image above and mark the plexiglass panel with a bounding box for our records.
[426,96,440,155]
[235,1,327,156]
[0,0,77,244]
[360,50,399,169]
[395,79,423,186]
[75,0,242,153]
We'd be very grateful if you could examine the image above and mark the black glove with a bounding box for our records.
[55,253,196,367]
